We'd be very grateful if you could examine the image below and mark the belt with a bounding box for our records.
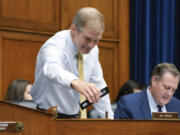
[57,113,80,119]
[37,106,79,119]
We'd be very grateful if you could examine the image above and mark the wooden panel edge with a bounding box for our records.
[118,0,130,87]
[0,34,2,99]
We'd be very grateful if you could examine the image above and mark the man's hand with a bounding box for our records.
[71,79,101,103]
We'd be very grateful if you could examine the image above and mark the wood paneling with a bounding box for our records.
[1,100,180,135]
[99,40,119,100]
[0,0,130,102]
[0,31,50,99]
[60,0,129,101]
[61,0,118,39]
[0,0,60,33]
[118,0,130,87]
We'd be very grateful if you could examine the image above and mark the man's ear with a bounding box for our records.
[70,24,77,32]
[151,76,156,87]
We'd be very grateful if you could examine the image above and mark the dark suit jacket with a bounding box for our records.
[114,89,180,119]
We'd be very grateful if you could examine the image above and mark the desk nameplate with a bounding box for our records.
[0,122,24,132]
[152,112,178,120]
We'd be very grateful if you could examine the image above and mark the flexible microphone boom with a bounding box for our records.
[80,87,109,110]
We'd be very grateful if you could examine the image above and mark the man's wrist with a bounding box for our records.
[71,79,79,89]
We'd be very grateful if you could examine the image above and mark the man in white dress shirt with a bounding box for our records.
[31,7,113,119]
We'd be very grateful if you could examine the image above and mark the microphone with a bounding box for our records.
[80,87,109,110]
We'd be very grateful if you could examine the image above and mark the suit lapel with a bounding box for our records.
[166,99,175,112]
[140,90,152,119]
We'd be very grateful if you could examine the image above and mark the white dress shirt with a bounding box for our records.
[147,87,167,114]
[31,30,114,119]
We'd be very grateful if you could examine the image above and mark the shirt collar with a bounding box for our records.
[147,87,166,112]
[147,87,158,110]
[67,29,78,57]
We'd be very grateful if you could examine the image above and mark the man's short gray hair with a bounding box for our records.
[151,63,180,81]
[72,7,105,32]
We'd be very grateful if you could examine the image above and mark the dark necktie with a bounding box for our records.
[157,105,162,112]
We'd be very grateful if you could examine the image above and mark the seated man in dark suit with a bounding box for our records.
[114,63,180,119]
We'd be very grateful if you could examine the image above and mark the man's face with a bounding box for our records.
[71,21,103,54]
[150,72,179,106]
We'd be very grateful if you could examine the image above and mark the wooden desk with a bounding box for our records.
[0,100,179,135]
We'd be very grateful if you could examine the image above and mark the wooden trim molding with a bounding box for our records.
[0,31,50,99]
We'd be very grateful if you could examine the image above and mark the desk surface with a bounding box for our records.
[0,100,179,135]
